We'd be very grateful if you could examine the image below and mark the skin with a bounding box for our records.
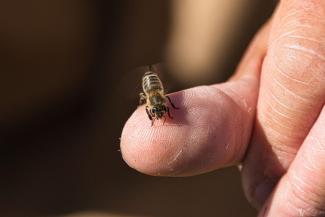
[121,0,325,216]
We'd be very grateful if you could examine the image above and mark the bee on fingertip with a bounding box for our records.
[139,65,179,126]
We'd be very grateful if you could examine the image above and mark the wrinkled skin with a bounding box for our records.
[121,0,325,216]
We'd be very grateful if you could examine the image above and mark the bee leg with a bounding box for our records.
[166,96,179,109]
[151,117,155,126]
[146,106,155,126]
[145,106,152,120]
[163,116,166,125]
[139,92,147,105]
[167,106,173,119]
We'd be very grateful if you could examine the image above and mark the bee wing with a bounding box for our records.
[149,64,179,94]
[152,64,182,95]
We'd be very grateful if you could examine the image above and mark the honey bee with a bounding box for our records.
[139,65,178,125]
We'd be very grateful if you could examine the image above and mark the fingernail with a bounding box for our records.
[254,179,276,208]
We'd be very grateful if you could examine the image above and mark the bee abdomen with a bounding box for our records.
[142,71,164,93]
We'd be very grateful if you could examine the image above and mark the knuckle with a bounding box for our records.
[271,36,325,86]
[269,4,325,89]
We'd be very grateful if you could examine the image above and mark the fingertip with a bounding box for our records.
[121,85,255,176]
[120,92,191,176]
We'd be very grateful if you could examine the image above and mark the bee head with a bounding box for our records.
[151,105,167,119]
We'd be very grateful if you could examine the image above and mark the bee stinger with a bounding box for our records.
[139,65,179,126]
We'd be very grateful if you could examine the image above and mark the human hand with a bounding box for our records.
[121,0,325,216]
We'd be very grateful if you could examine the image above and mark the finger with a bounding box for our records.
[258,105,325,217]
[120,23,269,176]
[242,0,325,208]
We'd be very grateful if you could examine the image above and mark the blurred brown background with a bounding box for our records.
[0,1,276,217]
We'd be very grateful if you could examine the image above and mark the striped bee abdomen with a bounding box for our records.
[142,71,164,94]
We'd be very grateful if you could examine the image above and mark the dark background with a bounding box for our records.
[0,1,276,217]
